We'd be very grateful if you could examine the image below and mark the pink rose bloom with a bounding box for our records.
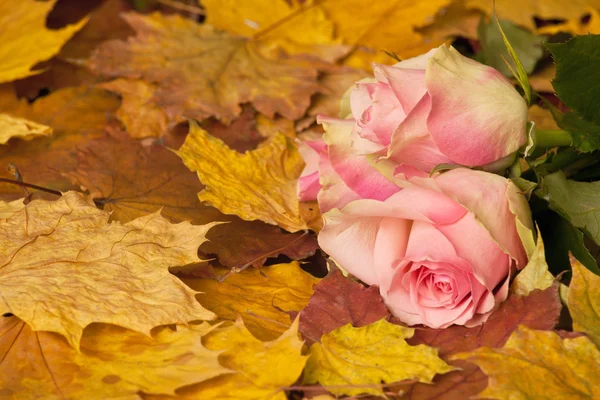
[310,44,527,208]
[297,138,327,202]
[318,168,534,328]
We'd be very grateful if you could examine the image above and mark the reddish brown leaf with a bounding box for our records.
[298,269,390,344]
[199,221,318,269]
[396,284,562,399]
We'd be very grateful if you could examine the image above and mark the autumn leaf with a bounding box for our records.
[0,86,119,201]
[183,262,320,341]
[145,318,306,400]
[568,256,600,347]
[303,319,455,396]
[199,221,318,269]
[97,79,170,138]
[0,114,52,145]
[62,133,225,224]
[452,326,600,399]
[400,285,562,399]
[0,191,215,349]
[528,105,559,130]
[466,0,600,31]
[0,0,87,83]
[298,268,390,345]
[88,12,320,123]
[14,0,135,99]
[176,122,317,232]
[511,229,555,296]
[0,316,229,399]
[202,0,348,63]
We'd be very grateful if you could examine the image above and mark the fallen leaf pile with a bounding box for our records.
[1,0,600,399]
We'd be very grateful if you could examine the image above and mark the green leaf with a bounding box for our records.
[539,172,600,256]
[535,210,598,275]
[478,18,543,78]
[491,12,533,104]
[547,35,600,127]
[558,111,600,153]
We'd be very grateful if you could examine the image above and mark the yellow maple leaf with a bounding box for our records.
[145,318,306,400]
[510,228,555,296]
[0,191,215,349]
[176,121,315,232]
[303,319,455,396]
[97,79,170,138]
[88,12,320,123]
[0,316,229,399]
[182,262,320,341]
[0,0,88,83]
[202,0,347,63]
[568,257,600,348]
[0,114,52,145]
[466,0,600,31]
[453,325,600,399]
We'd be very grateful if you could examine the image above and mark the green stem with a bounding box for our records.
[535,129,572,148]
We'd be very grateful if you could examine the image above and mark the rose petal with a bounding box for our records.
[426,44,527,166]
[386,95,453,172]
[320,117,401,202]
[318,210,381,285]
[374,64,427,115]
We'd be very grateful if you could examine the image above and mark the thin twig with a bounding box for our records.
[0,178,62,197]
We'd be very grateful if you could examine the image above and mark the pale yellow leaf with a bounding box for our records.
[0,0,88,83]
[453,325,600,399]
[511,228,555,296]
[176,121,315,232]
[0,191,215,349]
[537,7,600,35]
[182,262,320,341]
[0,114,52,144]
[568,257,600,347]
[303,319,455,396]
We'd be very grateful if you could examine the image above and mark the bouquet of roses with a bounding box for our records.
[297,32,600,336]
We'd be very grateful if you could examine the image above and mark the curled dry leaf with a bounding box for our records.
[88,12,320,123]
[176,122,319,232]
[510,229,555,296]
[0,316,229,399]
[183,262,320,341]
[303,319,455,397]
[0,114,52,145]
[0,191,216,349]
[0,0,87,83]
[298,268,390,345]
[568,256,600,347]
[452,326,600,399]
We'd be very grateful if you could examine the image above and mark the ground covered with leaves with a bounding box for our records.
[1,0,600,399]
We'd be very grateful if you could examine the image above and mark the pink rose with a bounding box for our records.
[297,138,327,202]
[317,168,533,328]
[308,44,527,209]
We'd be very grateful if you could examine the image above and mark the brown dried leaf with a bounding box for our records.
[88,12,320,123]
